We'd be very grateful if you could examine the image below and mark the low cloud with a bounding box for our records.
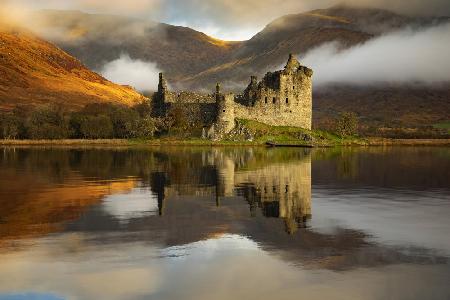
[100,54,161,91]
[4,0,450,41]
[2,0,161,15]
[301,22,450,86]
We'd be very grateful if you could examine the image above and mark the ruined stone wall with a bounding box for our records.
[167,102,217,126]
[153,55,313,132]
[233,66,312,130]
[152,89,217,125]
[164,91,215,104]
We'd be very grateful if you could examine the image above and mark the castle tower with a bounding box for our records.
[158,72,168,95]
[216,82,221,95]
[215,82,222,102]
[216,93,235,135]
[280,54,313,130]
[243,76,258,105]
[284,53,300,73]
[153,72,169,117]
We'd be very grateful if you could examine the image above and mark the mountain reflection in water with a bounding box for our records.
[0,146,449,300]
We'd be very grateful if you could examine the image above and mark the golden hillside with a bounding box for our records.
[0,25,147,111]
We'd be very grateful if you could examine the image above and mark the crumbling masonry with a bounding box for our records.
[152,54,313,137]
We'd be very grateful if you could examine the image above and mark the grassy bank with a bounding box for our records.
[1,119,449,147]
[2,138,449,147]
[366,138,450,146]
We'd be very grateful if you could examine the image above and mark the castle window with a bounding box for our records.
[286,98,289,104]
[264,97,267,104]
[293,86,295,90]
[223,109,226,112]
[273,97,276,104]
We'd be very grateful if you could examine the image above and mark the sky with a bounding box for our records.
[2,0,450,40]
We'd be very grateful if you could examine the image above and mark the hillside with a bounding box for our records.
[314,84,450,131]
[0,24,146,111]
[180,6,450,89]
[31,6,443,89]
[31,10,241,81]
[6,6,450,130]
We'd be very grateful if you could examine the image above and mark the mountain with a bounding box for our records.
[6,6,450,131]
[0,24,146,111]
[31,10,241,81]
[30,6,445,89]
[314,84,450,131]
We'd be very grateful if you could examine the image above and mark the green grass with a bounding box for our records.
[433,121,450,132]
[233,119,365,146]
[0,119,366,147]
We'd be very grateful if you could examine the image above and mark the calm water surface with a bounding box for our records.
[0,146,449,300]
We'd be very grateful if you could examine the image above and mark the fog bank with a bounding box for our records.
[301,22,450,86]
[100,54,161,91]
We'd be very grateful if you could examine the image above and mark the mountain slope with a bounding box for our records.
[8,7,450,130]
[180,5,446,89]
[314,84,450,130]
[31,6,444,90]
[31,10,241,81]
[0,24,146,111]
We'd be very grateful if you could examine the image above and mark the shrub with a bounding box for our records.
[80,115,113,139]
[27,105,70,139]
[0,113,21,139]
[168,105,189,131]
[132,117,157,138]
[110,108,140,138]
[133,101,152,118]
[334,112,359,137]
[68,113,86,139]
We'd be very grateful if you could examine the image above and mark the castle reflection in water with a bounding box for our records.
[149,148,312,234]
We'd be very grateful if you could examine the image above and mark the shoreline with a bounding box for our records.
[0,138,449,147]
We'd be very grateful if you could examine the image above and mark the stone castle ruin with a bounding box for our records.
[152,54,313,137]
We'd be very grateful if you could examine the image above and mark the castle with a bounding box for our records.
[152,54,313,137]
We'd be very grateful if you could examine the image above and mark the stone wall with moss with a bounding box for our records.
[154,55,313,133]
[233,57,312,129]
[164,91,215,104]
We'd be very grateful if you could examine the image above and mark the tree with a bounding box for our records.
[0,113,21,139]
[110,108,140,138]
[68,113,86,139]
[27,105,70,139]
[334,112,359,137]
[167,105,189,134]
[132,117,157,138]
[133,101,152,118]
[80,115,114,139]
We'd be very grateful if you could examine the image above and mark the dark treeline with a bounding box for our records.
[0,102,164,140]
[2,103,448,140]
[0,101,209,140]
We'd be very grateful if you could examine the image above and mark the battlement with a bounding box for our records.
[153,54,313,134]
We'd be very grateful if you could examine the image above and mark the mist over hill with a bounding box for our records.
[27,6,448,89]
[2,5,450,130]
[0,24,146,111]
